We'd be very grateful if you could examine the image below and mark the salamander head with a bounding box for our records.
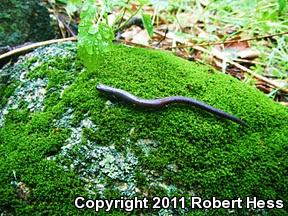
[96,84,106,91]
[96,83,118,94]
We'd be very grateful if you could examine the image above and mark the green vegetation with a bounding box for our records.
[0,43,287,215]
[66,0,288,88]
[1,0,287,215]
[66,0,153,70]
[157,0,288,93]
[0,0,56,46]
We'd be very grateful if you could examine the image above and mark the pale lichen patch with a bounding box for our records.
[0,78,48,127]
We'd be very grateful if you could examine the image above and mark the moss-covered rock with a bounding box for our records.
[0,0,56,47]
[0,43,287,215]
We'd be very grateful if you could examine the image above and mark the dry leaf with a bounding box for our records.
[176,13,197,28]
[121,26,142,41]
[17,182,30,200]
[131,30,150,46]
[238,49,260,59]
[213,40,259,60]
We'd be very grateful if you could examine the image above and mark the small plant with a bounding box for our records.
[67,0,153,70]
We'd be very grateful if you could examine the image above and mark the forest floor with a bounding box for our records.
[2,0,288,104]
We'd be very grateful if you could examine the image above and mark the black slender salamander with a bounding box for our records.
[96,84,248,127]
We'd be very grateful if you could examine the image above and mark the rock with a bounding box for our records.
[0,84,6,97]
[0,46,12,55]
[0,72,11,98]
[0,42,287,215]
[0,72,10,84]
[0,0,56,47]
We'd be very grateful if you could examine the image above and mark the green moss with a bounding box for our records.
[0,0,56,46]
[0,43,287,215]
[0,81,19,107]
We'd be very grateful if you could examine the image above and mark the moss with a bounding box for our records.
[0,0,56,46]
[0,43,287,215]
[0,81,19,107]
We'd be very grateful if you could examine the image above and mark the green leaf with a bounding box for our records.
[278,0,286,12]
[66,0,83,14]
[150,0,169,10]
[138,0,150,6]
[77,0,115,70]
[88,24,98,35]
[68,0,82,5]
[142,13,154,37]
[103,0,126,11]
[56,0,68,4]
[66,3,78,14]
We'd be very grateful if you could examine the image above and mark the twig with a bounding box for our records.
[116,6,143,32]
[162,31,288,48]
[156,28,169,47]
[0,37,76,61]
[57,15,76,37]
[233,58,266,66]
[0,36,149,62]
[57,18,66,38]
[117,0,130,30]
[116,39,152,48]
[226,59,288,93]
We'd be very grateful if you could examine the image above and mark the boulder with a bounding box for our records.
[0,43,287,215]
[0,0,56,47]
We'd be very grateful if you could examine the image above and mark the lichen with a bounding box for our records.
[0,42,287,215]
